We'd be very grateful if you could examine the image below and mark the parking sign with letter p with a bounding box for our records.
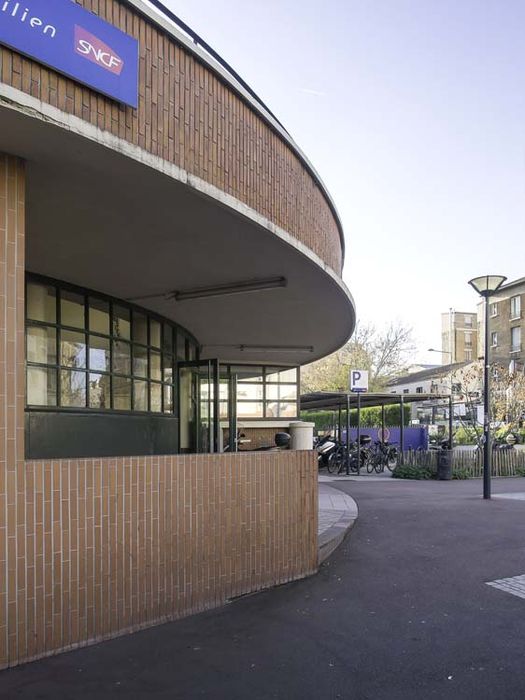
[350,369,368,393]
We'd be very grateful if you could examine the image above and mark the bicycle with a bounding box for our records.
[367,441,399,473]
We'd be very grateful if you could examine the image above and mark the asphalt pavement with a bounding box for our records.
[4,477,525,699]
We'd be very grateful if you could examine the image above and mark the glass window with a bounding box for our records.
[60,370,87,407]
[232,366,263,382]
[113,376,131,410]
[61,290,84,328]
[134,380,148,411]
[510,296,521,319]
[27,282,56,323]
[150,383,162,412]
[491,332,498,347]
[89,373,110,409]
[237,402,264,418]
[266,367,297,383]
[176,333,186,361]
[187,340,197,361]
[89,335,110,372]
[150,351,161,381]
[163,355,173,383]
[266,384,297,401]
[27,325,56,365]
[150,320,161,349]
[89,297,109,335]
[163,325,173,354]
[60,330,86,368]
[511,327,521,352]
[490,303,498,317]
[266,402,296,418]
[27,367,57,406]
[133,345,148,378]
[237,383,264,401]
[113,305,130,340]
[163,384,173,413]
[113,340,131,375]
[133,311,148,345]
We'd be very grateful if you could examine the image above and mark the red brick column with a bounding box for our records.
[0,154,25,666]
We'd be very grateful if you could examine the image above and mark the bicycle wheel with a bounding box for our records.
[327,447,344,474]
[374,454,385,473]
[386,448,398,471]
[366,454,375,473]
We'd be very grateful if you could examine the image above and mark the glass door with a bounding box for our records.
[178,360,220,453]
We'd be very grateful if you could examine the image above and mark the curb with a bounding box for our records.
[318,485,358,564]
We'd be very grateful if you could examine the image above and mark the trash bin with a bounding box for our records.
[437,449,453,480]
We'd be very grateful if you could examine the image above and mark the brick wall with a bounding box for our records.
[0,0,343,274]
[0,451,318,669]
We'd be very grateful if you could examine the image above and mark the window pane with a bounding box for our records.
[113,376,131,410]
[150,351,161,381]
[163,384,174,413]
[27,325,56,365]
[176,333,186,361]
[151,382,162,412]
[89,297,109,335]
[133,345,148,378]
[266,401,297,418]
[60,370,86,407]
[266,367,297,383]
[266,384,298,401]
[150,320,161,348]
[27,367,57,406]
[219,401,229,420]
[232,366,263,382]
[89,335,110,372]
[61,290,84,328]
[113,341,131,375]
[133,311,148,345]
[237,383,263,400]
[237,401,263,418]
[60,330,86,368]
[163,355,173,383]
[163,325,173,354]
[187,340,197,361]
[113,305,130,340]
[27,283,56,323]
[89,373,110,409]
[134,380,148,411]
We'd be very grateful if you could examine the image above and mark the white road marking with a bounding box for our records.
[487,574,525,600]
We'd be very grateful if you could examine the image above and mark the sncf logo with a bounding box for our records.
[74,25,124,75]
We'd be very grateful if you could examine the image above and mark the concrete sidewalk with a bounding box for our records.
[317,482,358,563]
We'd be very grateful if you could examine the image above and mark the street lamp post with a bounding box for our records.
[468,275,508,500]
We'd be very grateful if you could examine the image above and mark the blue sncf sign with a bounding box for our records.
[0,0,139,107]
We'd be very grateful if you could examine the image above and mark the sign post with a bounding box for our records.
[350,370,368,474]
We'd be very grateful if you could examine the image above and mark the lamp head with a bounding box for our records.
[468,275,507,297]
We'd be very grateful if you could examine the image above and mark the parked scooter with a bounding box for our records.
[315,433,338,469]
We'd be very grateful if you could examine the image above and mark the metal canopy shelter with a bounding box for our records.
[300,392,454,467]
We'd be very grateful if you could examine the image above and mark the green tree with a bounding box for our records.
[301,321,415,393]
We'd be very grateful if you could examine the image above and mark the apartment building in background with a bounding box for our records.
[478,277,525,369]
[441,309,478,363]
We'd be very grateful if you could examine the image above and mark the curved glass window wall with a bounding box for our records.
[25,275,199,414]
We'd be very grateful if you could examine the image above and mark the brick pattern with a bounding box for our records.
[0,0,343,275]
[0,451,317,668]
[0,154,25,667]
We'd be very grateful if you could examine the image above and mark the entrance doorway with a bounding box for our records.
[178,360,220,453]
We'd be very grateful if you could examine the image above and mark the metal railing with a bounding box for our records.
[135,0,288,134]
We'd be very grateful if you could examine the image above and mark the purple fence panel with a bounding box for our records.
[342,427,428,450]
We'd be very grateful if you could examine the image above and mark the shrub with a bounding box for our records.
[452,468,470,480]
[301,405,411,433]
[392,464,434,480]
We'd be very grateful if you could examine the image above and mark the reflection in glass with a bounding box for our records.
[134,380,148,411]
[113,305,130,339]
[60,370,86,407]
[89,297,109,335]
[150,351,161,381]
[163,384,173,413]
[237,401,264,418]
[60,330,86,368]
[133,311,148,345]
[27,367,57,406]
[151,382,162,412]
[89,335,110,372]
[89,373,110,409]
[133,345,148,378]
[163,325,173,354]
[187,341,196,361]
[237,383,263,401]
[163,355,173,383]
[113,376,131,410]
[61,290,84,328]
[27,325,56,365]
[266,384,297,401]
[266,402,297,418]
[150,320,161,348]
[113,340,131,375]
[176,333,186,361]
[27,283,56,323]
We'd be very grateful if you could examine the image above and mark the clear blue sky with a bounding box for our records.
[162,0,525,361]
